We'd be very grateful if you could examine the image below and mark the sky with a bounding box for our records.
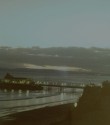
[0,0,110,48]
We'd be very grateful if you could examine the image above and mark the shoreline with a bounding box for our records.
[0,98,74,118]
[1,84,110,125]
[0,103,74,125]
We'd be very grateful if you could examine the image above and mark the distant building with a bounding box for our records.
[4,73,34,85]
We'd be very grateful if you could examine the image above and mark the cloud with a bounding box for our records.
[23,63,91,72]
[0,46,110,74]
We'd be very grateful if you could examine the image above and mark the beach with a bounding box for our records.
[0,103,74,125]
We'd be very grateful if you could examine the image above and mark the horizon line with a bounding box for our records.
[0,46,110,49]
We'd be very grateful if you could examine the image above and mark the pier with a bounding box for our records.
[39,83,84,89]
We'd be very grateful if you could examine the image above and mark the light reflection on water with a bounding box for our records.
[0,88,83,117]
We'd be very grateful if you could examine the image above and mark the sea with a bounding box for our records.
[0,70,110,117]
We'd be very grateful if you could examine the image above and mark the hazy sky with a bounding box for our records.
[0,0,110,48]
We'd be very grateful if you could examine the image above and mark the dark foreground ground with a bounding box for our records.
[1,83,110,125]
[0,104,74,125]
